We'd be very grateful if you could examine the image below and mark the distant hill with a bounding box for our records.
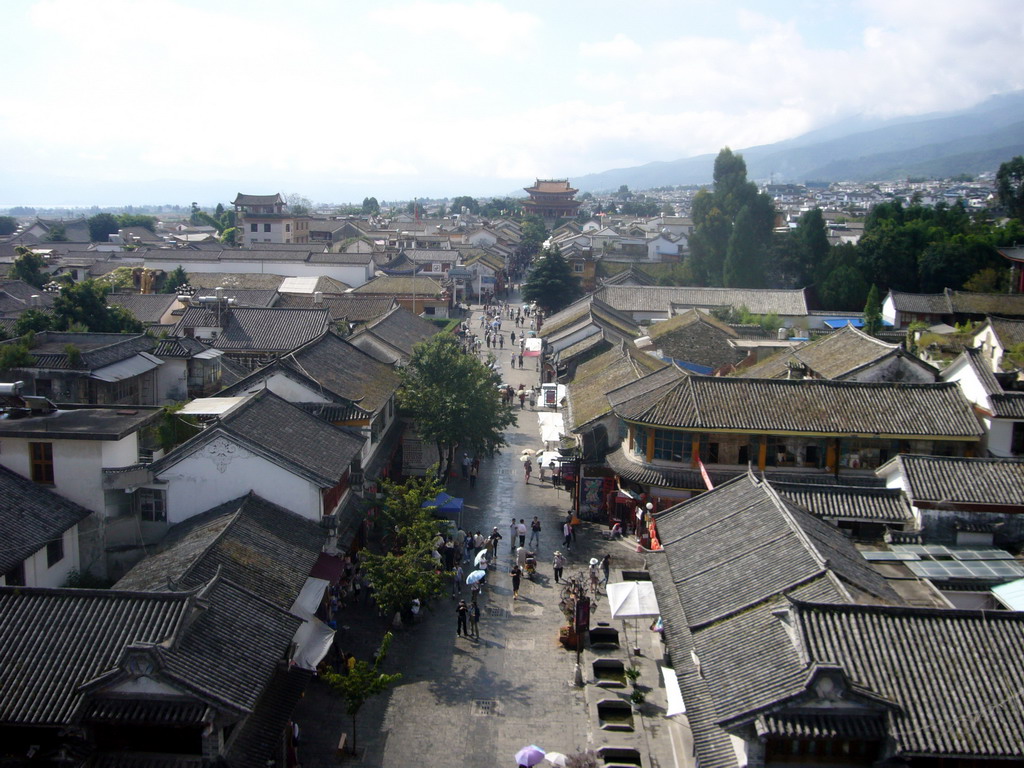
[573,91,1024,192]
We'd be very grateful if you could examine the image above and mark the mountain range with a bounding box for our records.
[572,91,1024,193]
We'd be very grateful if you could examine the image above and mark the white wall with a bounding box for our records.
[0,435,137,515]
[882,294,898,327]
[156,358,189,402]
[157,438,323,523]
[143,255,372,288]
[0,526,81,588]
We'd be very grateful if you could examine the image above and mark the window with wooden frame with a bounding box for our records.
[29,442,54,484]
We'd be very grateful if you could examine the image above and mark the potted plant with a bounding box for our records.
[629,688,646,709]
[624,666,641,687]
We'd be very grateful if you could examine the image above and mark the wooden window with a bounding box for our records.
[30,442,54,484]
[3,562,25,586]
[137,488,167,522]
[653,429,691,462]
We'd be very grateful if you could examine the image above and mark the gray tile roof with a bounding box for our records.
[791,599,1024,759]
[946,347,1024,419]
[219,331,399,416]
[887,454,1024,507]
[771,481,913,523]
[655,474,898,629]
[0,464,91,574]
[274,293,397,324]
[595,285,809,317]
[105,293,178,324]
[988,315,1024,348]
[114,493,325,609]
[175,306,331,354]
[566,341,665,430]
[891,288,1024,318]
[613,375,983,438]
[151,335,211,359]
[0,405,162,441]
[7,331,155,371]
[184,272,288,291]
[646,309,744,371]
[193,288,279,307]
[350,274,445,297]
[348,305,441,364]
[541,295,639,339]
[152,390,363,487]
[738,324,908,380]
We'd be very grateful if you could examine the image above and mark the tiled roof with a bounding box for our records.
[219,331,399,416]
[193,288,279,307]
[738,325,906,380]
[613,375,982,438]
[655,474,898,629]
[792,600,1024,759]
[151,390,362,487]
[888,454,1024,506]
[567,341,665,430]
[541,295,639,339]
[945,347,1024,418]
[0,465,91,574]
[9,331,155,370]
[988,315,1024,348]
[274,294,397,324]
[892,289,1024,317]
[175,306,331,353]
[348,305,441,364]
[106,293,178,324]
[350,274,445,297]
[888,290,948,313]
[646,309,744,371]
[595,285,809,317]
[114,493,325,609]
[233,193,283,206]
[0,586,193,724]
[184,272,288,291]
[151,335,210,359]
[771,481,912,523]
[599,266,657,286]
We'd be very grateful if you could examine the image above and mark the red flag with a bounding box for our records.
[697,458,714,490]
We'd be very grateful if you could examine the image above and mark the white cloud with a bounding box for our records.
[368,1,540,57]
[579,34,642,60]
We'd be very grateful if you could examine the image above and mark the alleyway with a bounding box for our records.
[293,294,679,768]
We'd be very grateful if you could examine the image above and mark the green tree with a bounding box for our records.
[815,244,869,310]
[723,206,765,288]
[88,213,120,243]
[162,265,190,294]
[52,280,144,333]
[0,336,35,371]
[518,216,547,257]
[361,197,380,215]
[522,245,582,313]
[45,223,67,242]
[321,633,402,755]
[398,334,516,480]
[450,196,478,215]
[220,227,238,246]
[0,216,17,235]
[14,309,54,335]
[286,194,312,215]
[375,473,446,541]
[9,246,48,288]
[863,284,883,336]
[996,155,1024,220]
[617,185,632,201]
[116,214,158,232]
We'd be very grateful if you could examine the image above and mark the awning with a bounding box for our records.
[607,581,661,618]
[193,348,224,360]
[661,666,686,717]
[523,337,543,357]
[992,577,1024,610]
[537,411,564,443]
[310,552,346,583]
[179,396,247,416]
[90,351,163,382]
[289,577,335,671]
[822,317,864,329]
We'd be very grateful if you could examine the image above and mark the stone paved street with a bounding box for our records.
[293,295,684,768]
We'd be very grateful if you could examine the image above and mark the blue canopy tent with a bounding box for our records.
[422,492,464,528]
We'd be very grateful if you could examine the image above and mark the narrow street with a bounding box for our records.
[295,294,678,768]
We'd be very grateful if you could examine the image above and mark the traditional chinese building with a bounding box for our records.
[522,179,581,221]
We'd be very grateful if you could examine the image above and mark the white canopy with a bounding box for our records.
[660,666,686,717]
[90,351,163,382]
[607,581,660,619]
[288,577,335,671]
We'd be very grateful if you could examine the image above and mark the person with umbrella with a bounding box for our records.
[515,745,546,767]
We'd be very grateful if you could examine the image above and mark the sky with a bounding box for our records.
[2,0,1023,207]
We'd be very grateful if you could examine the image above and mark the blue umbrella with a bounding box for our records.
[466,570,487,585]
[515,745,546,767]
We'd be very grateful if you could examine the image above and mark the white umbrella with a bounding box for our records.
[521,448,536,455]
[545,752,569,767]
[466,570,486,585]
[474,549,490,566]
[519,454,531,463]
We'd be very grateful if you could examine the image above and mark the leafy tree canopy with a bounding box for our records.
[398,334,515,479]
[162,265,190,294]
[14,309,54,335]
[52,280,144,334]
[996,155,1024,220]
[44,223,67,242]
[521,245,581,313]
[450,196,479,215]
[9,246,48,289]
[361,196,380,215]
[117,214,157,232]
[0,216,17,236]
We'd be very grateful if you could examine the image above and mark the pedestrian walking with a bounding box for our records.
[489,527,502,562]
[519,353,524,368]
[456,600,469,637]
[563,519,572,551]
[589,558,601,591]
[510,564,522,600]
[509,518,518,553]
[499,334,504,349]
[469,461,479,488]
[461,452,470,479]
[524,458,532,483]
[453,564,464,596]
[529,516,541,548]
[601,554,611,586]
[470,601,480,637]
[517,518,527,548]
[552,550,566,583]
